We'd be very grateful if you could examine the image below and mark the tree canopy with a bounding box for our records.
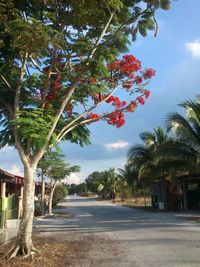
[0,0,172,259]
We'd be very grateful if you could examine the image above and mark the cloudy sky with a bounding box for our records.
[1,0,200,184]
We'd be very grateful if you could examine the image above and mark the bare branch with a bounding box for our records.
[41,51,57,108]
[0,74,14,91]
[13,52,29,166]
[29,56,44,73]
[57,91,148,142]
[88,10,116,59]
[101,8,149,46]
[13,127,29,167]
[14,52,28,114]
[57,84,121,141]
[31,81,79,164]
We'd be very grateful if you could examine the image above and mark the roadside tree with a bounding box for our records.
[0,0,171,258]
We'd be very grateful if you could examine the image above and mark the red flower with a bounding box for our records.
[144,90,151,99]
[105,95,115,103]
[86,113,100,123]
[90,78,98,85]
[143,68,156,80]
[127,104,135,112]
[107,111,126,128]
[67,102,73,115]
[108,54,142,77]
[107,61,120,72]
[137,96,145,105]
[131,100,137,107]
[121,101,127,106]
[135,76,143,85]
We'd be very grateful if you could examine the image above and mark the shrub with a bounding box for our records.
[52,184,68,207]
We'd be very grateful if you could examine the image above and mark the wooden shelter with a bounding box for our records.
[152,174,200,211]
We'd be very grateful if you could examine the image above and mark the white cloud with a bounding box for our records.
[105,140,129,150]
[6,164,23,177]
[186,39,200,58]
[66,173,81,185]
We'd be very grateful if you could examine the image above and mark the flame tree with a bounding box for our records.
[0,0,171,259]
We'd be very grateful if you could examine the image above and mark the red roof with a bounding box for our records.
[0,168,24,185]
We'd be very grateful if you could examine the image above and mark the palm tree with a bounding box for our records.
[165,97,200,172]
[97,168,120,199]
[128,127,170,181]
[128,127,171,207]
[157,97,200,210]
[118,163,138,193]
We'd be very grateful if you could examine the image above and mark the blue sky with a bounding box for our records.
[1,0,200,184]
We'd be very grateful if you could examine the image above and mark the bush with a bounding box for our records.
[52,184,68,207]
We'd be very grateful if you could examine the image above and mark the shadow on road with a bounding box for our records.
[34,196,200,236]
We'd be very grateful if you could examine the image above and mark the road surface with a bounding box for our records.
[35,196,200,267]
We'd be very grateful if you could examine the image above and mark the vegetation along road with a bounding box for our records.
[35,196,200,267]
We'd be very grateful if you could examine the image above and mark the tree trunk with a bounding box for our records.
[6,166,36,259]
[143,184,147,207]
[48,181,57,215]
[182,180,187,211]
[40,171,45,216]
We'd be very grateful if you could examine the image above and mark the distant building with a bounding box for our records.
[151,174,200,211]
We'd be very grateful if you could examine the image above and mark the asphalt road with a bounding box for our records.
[35,196,200,267]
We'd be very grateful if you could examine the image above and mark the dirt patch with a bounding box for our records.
[0,234,122,267]
[0,235,91,267]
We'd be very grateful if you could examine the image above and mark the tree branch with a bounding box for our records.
[14,52,28,114]
[0,74,14,91]
[0,97,14,116]
[13,52,29,166]
[31,81,80,164]
[41,50,57,108]
[29,56,44,74]
[13,127,29,167]
[100,8,149,46]
[57,91,148,142]
[57,84,121,141]
[88,10,116,59]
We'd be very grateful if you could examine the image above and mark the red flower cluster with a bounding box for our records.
[42,57,65,104]
[108,55,141,76]
[134,76,143,85]
[137,96,145,105]
[143,68,156,80]
[46,74,62,101]
[121,55,141,74]
[86,113,100,121]
[105,95,126,109]
[42,54,155,130]
[107,111,125,128]
[67,102,73,115]
[90,78,98,85]
[126,101,137,112]
[144,90,150,99]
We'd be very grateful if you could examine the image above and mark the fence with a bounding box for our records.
[6,194,19,220]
